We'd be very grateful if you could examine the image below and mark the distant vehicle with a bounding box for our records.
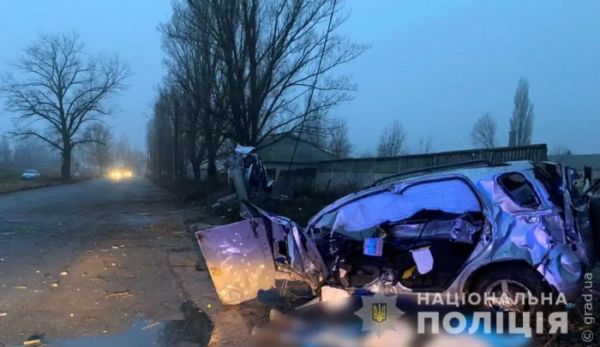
[21,169,40,180]
[109,169,133,180]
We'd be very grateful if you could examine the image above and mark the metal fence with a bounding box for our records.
[314,144,548,191]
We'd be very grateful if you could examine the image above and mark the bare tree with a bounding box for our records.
[470,112,497,148]
[12,137,60,171]
[0,136,10,164]
[85,122,113,176]
[160,3,227,179]
[300,110,330,150]
[173,0,369,147]
[417,134,434,154]
[147,89,179,180]
[0,33,130,180]
[328,117,352,158]
[377,119,406,157]
[510,77,534,146]
[114,135,132,167]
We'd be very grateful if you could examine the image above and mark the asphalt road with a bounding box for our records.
[0,178,209,346]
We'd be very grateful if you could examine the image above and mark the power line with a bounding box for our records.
[277,0,338,203]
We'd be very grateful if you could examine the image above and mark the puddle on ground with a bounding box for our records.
[46,302,214,347]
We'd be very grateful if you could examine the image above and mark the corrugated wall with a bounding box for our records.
[315,144,547,190]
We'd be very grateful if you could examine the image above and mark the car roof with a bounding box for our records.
[370,160,534,189]
[405,160,534,183]
[307,161,538,227]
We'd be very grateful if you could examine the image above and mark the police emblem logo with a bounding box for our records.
[355,291,404,337]
[372,303,387,323]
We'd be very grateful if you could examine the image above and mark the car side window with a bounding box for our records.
[497,173,540,209]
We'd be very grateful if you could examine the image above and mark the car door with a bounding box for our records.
[562,166,597,268]
[196,201,327,305]
[538,162,597,268]
[196,218,277,305]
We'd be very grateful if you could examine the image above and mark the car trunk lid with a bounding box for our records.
[195,201,327,305]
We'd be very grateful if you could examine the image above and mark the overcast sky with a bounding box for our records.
[1,0,599,154]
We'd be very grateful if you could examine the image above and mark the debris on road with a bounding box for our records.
[141,322,160,330]
[13,285,27,289]
[60,271,68,276]
[23,335,44,346]
[0,313,7,317]
[105,290,133,298]
[211,193,237,209]
[51,283,59,288]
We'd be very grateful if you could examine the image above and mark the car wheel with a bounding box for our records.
[470,266,553,312]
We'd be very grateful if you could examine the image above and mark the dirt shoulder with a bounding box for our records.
[0,177,92,194]
[0,179,211,346]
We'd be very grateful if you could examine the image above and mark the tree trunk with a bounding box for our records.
[207,151,217,178]
[192,160,201,182]
[173,100,180,182]
[61,146,72,181]
[206,138,218,179]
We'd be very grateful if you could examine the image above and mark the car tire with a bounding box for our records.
[470,265,553,312]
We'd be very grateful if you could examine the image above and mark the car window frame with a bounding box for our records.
[398,176,483,212]
[533,165,565,211]
[496,172,541,209]
[310,176,485,236]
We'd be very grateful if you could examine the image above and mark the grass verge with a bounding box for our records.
[0,178,85,194]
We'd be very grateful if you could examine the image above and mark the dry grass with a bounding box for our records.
[0,178,64,194]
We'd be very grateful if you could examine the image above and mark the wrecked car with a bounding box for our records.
[227,144,274,194]
[196,161,599,310]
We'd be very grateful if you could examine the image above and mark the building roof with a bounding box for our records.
[256,134,338,163]
[547,154,600,171]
